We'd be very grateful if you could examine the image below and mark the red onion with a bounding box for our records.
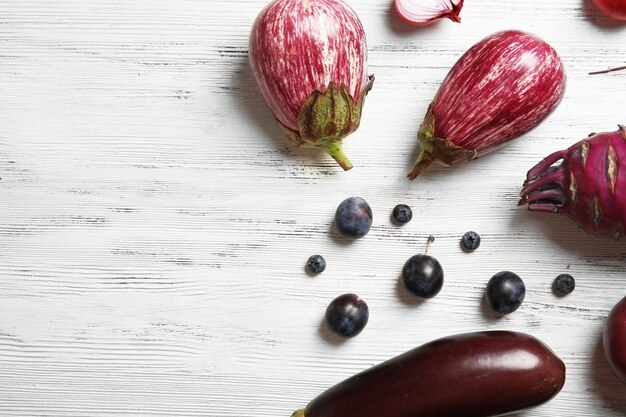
[592,0,626,20]
[520,127,626,239]
[407,30,566,180]
[394,0,463,26]
[249,0,374,171]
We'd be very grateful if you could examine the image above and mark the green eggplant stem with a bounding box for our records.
[407,122,434,180]
[277,75,374,170]
[407,104,476,180]
[324,140,353,171]
[407,150,434,180]
[290,409,305,417]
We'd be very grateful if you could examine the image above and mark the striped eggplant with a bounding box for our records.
[408,30,566,179]
[291,331,565,417]
[519,127,626,239]
[249,0,374,171]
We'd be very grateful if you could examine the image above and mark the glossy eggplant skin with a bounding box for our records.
[604,296,626,384]
[300,331,565,417]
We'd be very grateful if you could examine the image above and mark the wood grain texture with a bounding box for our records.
[1,0,626,415]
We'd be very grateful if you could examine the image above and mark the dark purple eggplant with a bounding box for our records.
[291,331,565,417]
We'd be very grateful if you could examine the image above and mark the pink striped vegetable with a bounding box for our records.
[249,0,374,171]
[408,30,566,180]
[519,127,626,239]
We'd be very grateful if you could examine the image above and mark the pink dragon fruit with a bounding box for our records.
[519,126,626,239]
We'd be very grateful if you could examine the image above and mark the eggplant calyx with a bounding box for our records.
[407,104,476,180]
[290,409,305,417]
[277,125,353,170]
[277,75,375,171]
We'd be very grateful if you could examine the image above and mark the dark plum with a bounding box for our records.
[486,271,526,315]
[402,254,444,299]
[553,274,575,295]
[392,204,413,224]
[325,294,369,338]
[461,231,481,251]
[335,197,373,238]
[306,255,326,274]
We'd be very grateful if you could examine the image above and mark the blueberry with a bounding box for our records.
[402,254,444,299]
[392,204,413,224]
[485,271,526,315]
[553,274,575,295]
[461,231,481,251]
[325,294,369,338]
[306,255,326,274]
[335,197,373,238]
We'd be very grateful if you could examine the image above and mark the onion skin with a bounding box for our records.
[408,30,565,180]
[394,0,463,26]
[249,0,374,171]
[519,127,626,239]
[604,296,626,384]
[291,331,566,417]
[592,0,626,20]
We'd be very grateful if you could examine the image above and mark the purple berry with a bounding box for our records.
[335,197,373,238]
[306,255,326,274]
[402,254,444,299]
[325,294,369,338]
[486,271,526,315]
[554,274,575,295]
[461,231,481,251]
[392,204,413,224]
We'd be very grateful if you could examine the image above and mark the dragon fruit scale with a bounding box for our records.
[519,126,626,239]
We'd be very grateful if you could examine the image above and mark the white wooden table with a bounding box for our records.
[1,0,626,415]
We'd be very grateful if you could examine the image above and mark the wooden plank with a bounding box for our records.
[1,0,626,415]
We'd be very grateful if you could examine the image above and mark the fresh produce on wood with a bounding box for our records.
[461,231,481,251]
[291,331,565,417]
[325,294,369,338]
[553,274,575,296]
[402,235,443,299]
[604,296,626,384]
[485,271,526,315]
[392,203,413,224]
[407,30,565,179]
[402,253,444,298]
[249,0,374,170]
[394,0,463,26]
[519,127,626,239]
[306,255,326,274]
[592,0,626,20]
[335,197,373,238]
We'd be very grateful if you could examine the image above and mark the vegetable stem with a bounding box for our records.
[424,235,435,255]
[407,150,434,180]
[589,65,626,75]
[324,140,353,171]
[290,409,306,417]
